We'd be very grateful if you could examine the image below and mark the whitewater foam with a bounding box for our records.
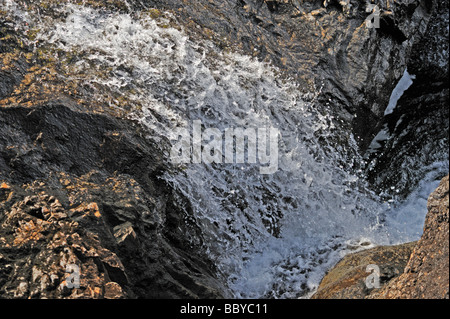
[2,1,447,298]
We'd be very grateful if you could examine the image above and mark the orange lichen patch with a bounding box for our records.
[57,172,106,208]
[311,8,325,16]
[1,182,10,189]
[86,286,103,298]
[0,62,80,107]
[13,219,46,247]
[320,28,331,41]
[87,202,102,218]
[0,182,13,203]
[71,202,102,219]
[1,52,18,71]
[104,282,125,299]
[107,177,138,192]
[58,173,72,187]
[1,34,132,116]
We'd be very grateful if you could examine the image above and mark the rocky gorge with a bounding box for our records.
[0,0,448,299]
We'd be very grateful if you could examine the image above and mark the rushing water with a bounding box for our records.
[2,1,448,298]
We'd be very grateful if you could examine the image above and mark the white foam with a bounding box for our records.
[384,68,416,116]
[3,2,446,298]
[384,160,449,243]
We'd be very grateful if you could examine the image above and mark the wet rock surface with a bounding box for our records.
[1,0,446,189]
[365,0,449,197]
[0,103,228,298]
[1,0,448,299]
[137,0,448,195]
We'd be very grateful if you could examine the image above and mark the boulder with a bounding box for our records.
[312,242,416,299]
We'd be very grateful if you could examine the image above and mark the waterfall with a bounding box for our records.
[2,1,446,298]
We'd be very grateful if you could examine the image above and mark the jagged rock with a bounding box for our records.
[113,222,138,252]
[0,182,12,202]
[104,282,125,299]
[1,0,445,182]
[365,0,449,197]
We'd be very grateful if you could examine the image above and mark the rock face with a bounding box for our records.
[365,0,449,197]
[313,175,449,299]
[0,103,228,299]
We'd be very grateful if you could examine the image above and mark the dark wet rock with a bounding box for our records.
[365,0,449,197]
[2,0,446,187]
[0,102,228,299]
[133,0,448,193]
